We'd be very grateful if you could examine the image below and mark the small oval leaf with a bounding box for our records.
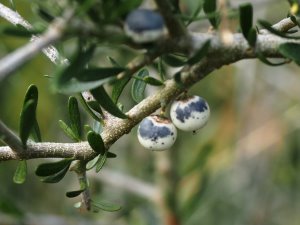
[247,28,257,47]
[58,120,80,142]
[0,25,40,38]
[107,152,117,158]
[66,189,85,198]
[19,100,36,147]
[144,76,164,86]
[35,159,72,176]
[78,93,103,123]
[55,67,124,94]
[86,155,100,170]
[96,151,108,172]
[257,53,287,66]
[239,3,253,39]
[40,165,70,183]
[13,160,27,184]
[131,69,148,103]
[112,76,131,103]
[91,201,122,212]
[19,85,40,147]
[68,96,81,140]
[203,0,218,29]
[278,42,300,65]
[90,86,128,119]
[87,131,105,155]
[162,54,186,67]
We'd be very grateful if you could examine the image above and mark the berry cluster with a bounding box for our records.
[137,95,210,150]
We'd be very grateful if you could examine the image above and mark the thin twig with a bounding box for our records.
[0,120,23,153]
[154,0,188,41]
[0,3,63,66]
[0,18,299,161]
[0,18,67,82]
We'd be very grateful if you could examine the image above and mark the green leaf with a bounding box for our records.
[23,84,38,115]
[187,40,210,65]
[91,201,121,212]
[86,100,103,114]
[107,56,121,67]
[186,1,203,25]
[239,3,253,39]
[87,131,105,155]
[157,57,166,81]
[258,20,300,39]
[111,76,131,103]
[86,155,100,170]
[35,159,72,176]
[68,96,81,140]
[58,120,80,142]
[107,152,117,158]
[0,24,40,38]
[13,160,27,184]
[91,86,128,119]
[143,76,164,86]
[40,165,70,183]
[37,7,55,22]
[53,44,95,92]
[31,120,42,142]
[162,54,186,67]
[55,67,125,94]
[278,42,300,65]
[247,28,257,47]
[78,93,103,124]
[203,0,218,29]
[19,85,40,147]
[96,151,108,172]
[257,53,287,66]
[131,69,148,103]
[86,151,116,170]
[66,189,85,198]
[19,100,36,147]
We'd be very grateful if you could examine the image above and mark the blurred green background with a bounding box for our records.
[1,0,300,224]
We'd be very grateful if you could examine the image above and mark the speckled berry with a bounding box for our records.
[124,9,166,43]
[137,115,177,151]
[170,95,210,132]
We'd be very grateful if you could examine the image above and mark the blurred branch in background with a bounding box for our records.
[0,3,68,81]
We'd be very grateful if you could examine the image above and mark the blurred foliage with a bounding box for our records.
[1,0,300,225]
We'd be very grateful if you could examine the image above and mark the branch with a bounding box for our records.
[154,0,189,42]
[0,120,23,153]
[0,3,69,82]
[0,2,67,63]
[0,18,299,161]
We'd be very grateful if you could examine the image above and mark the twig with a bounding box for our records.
[0,18,299,161]
[0,17,67,81]
[74,161,92,211]
[0,3,32,28]
[0,3,63,66]
[154,0,188,41]
[0,120,23,153]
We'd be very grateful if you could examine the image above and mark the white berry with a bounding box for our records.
[170,95,210,132]
[137,115,177,151]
